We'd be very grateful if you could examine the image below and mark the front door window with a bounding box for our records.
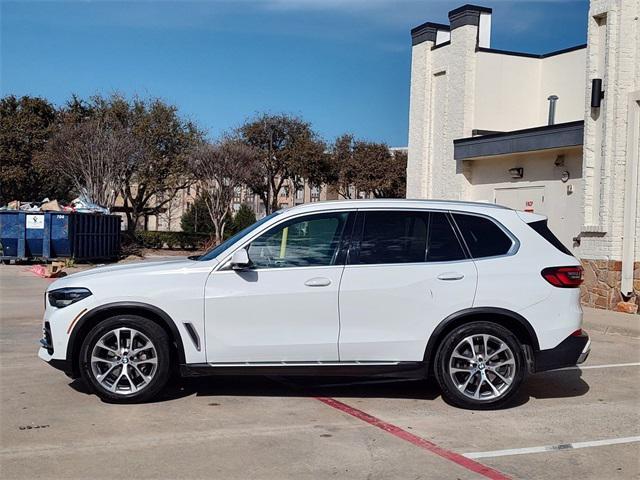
[248,212,348,269]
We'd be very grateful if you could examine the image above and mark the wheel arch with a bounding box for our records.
[66,302,186,378]
[423,307,539,374]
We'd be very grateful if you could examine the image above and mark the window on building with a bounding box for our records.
[233,186,242,203]
[310,185,320,203]
[427,212,466,262]
[353,211,428,265]
[453,213,513,258]
[248,212,348,269]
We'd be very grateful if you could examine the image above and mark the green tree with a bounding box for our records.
[229,203,256,234]
[181,194,214,234]
[0,95,71,203]
[238,113,326,214]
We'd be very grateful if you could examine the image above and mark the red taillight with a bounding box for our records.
[541,266,584,288]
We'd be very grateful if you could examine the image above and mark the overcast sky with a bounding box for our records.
[1,0,589,146]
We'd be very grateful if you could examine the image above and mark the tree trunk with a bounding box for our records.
[213,219,226,245]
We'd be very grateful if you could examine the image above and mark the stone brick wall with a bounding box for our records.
[581,259,640,313]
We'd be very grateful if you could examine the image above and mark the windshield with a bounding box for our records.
[196,211,282,261]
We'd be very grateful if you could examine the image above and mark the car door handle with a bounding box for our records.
[437,272,465,281]
[304,277,332,287]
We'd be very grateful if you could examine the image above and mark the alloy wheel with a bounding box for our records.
[90,327,158,395]
[448,333,516,401]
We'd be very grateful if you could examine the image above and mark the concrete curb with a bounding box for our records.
[583,307,640,338]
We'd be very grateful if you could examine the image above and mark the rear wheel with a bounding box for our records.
[434,321,525,409]
[79,315,170,403]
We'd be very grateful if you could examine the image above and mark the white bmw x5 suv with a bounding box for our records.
[39,200,590,409]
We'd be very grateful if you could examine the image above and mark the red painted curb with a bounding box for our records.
[315,396,511,480]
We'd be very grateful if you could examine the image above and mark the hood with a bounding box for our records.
[48,258,212,290]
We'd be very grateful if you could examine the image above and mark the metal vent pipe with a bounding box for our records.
[547,95,559,125]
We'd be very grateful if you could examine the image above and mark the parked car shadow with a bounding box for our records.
[69,367,589,409]
[162,367,589,408]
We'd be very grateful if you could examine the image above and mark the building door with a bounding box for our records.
[494,186,546,215]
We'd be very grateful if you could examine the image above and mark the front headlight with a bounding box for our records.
[48,288,92,308]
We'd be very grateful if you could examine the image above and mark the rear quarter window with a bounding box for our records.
[527,220,573,256]
[453,213,514,258]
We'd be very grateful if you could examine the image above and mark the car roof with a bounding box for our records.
[280,198,512,214]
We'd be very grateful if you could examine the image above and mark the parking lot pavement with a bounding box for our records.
[1,264,639,479]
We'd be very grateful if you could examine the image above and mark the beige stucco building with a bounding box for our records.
[124,179,339,232]
[406,1,639,312]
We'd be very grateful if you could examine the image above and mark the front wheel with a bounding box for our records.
[79,315,170,403]
[434,321,526,409]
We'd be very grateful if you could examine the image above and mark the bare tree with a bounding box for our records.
[37,117,139,208]
[326,135,407,199]
[238,113,326,214]
[188,139,258,244]
[327,134,357,199]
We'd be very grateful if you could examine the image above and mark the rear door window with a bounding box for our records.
[453,213,514,258]
[353,211,428,264]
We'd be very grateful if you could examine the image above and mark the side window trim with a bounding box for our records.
[444,211,472,260]
[426,211,471,262]
[337,211,358,266]
[448,210,520,260]
[347,210,365,265]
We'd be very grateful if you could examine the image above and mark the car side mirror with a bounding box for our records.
[230,248,251,270]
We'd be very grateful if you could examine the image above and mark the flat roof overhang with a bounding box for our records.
[453,121,584,160]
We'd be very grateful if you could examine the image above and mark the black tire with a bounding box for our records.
[434,321,526,410]
[79,315,170,403]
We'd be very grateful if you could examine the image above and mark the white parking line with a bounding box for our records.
[558,362,640,371]
[464,436,640,459]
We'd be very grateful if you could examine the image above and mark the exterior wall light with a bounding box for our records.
[508,167,523,179]
[591,78,605,108]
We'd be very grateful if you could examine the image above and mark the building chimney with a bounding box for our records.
[447,4,492,48]
[411,22,451,46]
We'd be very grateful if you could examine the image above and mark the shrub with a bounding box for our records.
[181,194,214,234]
[134,231,210,250]
[230,203,256,234]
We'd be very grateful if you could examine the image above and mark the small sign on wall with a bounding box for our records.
[26,214,45,229]
[524,200,534,213]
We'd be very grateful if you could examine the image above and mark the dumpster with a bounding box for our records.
[0,211,120,261]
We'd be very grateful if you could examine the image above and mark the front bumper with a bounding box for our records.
[39,346,75,377]
[534,330,590,373]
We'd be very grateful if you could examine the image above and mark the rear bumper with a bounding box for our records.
[534,330,590,373]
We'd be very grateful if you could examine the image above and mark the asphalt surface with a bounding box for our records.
[1,264,639,479]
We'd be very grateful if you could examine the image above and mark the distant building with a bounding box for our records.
[119,180,341,233]
[406,1,639,312]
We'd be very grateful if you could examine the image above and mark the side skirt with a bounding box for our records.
[179,361,427,379]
